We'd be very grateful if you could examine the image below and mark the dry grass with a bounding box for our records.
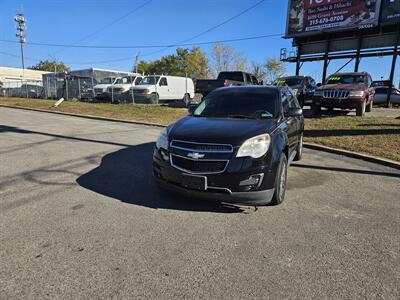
[0,97,187,125]
[304,115,400,162]
[1,97,399,161]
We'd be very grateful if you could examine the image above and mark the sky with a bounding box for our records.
[0,0,398,85]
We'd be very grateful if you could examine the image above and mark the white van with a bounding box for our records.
[94,77,118,99]
[107,74,143,103]
[107,74,142,95]
[130,75,195,105]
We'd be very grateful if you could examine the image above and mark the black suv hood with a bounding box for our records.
[169,116,278,146]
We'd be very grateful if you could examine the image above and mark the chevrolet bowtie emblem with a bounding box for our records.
[187,152,205,159]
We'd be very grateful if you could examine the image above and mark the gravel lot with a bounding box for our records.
[1,107,399,299]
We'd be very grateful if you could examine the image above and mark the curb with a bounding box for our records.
[1,104,399,170]
[304,143,400,170]
[0,104,166,128]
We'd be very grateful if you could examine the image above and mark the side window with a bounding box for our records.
[135,77,142,85]
[251,76,258,85]
[159,77,168,86]
[287,89,299,108]
[245,73,251,84]
[281,91,289,113]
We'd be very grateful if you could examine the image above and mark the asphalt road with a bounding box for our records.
[1,107,399,299]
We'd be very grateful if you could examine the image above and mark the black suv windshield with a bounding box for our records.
[193,89,278,119]
[326,75,365,84]
[218,72,244,82]
[275,77,303,87]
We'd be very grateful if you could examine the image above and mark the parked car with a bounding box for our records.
[312,72,375,117]
[107,75,143,103]
[94,77,118,100]
[273,75,317,107]
[153,86,304,206]
[373,86,400,105]
[130,75,195,105]
[195,71,260,97]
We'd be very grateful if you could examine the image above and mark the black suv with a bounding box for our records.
[153,86,304,205]
[274,76,317,107]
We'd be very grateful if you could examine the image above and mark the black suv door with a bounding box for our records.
[281,89,302,155]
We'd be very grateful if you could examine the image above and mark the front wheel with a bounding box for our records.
[312,103,321,116]
[356,101,366,117]
[366,99,373,112]
[271,153,288,206]
[183,93,191,107]
[149,93,159,104]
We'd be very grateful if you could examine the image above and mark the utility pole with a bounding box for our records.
[15,12,26,70]
[134,53,140,74]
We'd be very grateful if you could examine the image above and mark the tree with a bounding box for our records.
[29,60,70,73]
[250,61,266,83]
[264,58,286,83]
[210,43,248,76]
[135,47,210,80]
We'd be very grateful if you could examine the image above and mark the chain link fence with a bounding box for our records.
[0,80,44,98]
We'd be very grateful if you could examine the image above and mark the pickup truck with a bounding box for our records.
[195,71,260,97]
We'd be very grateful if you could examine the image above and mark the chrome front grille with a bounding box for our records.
[169,140,232,174]
[323,90,350,99]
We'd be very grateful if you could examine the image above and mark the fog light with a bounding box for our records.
[160,150,169,162]
[239,174,264,190]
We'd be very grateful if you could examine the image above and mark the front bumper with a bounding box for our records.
[313,96,364,109]
[153,149,277,205]
[95,92,110,100]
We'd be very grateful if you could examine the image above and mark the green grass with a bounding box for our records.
[1,97,399,161]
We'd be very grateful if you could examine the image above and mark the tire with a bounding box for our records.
[356,101,366,117]
[366,99,373,112]
[183,94,191,107]
[294,134,303,161]
[149,93,159,104]
[298,95,304,108]
[312,103,321,116]
[271,153,288,206]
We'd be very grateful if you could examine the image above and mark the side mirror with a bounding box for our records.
[317,83,322,87]
[188,104,197,114]
[285,107,303,117]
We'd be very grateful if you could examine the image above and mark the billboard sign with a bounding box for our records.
[381,0,400,24]
[286,0,382,37]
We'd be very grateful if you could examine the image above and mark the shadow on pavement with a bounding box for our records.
[0,125,132,148]
[76,142,245,213]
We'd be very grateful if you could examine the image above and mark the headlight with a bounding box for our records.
[237,134,271,159]
[156,127,169,150]
[314,90,323,96]
[144,89,151,94]
[350,91,364,97]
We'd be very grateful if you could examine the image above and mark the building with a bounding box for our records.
[0,66,50,88]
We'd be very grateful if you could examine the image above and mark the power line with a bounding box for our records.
[0,33,283,65]
[0,32,281,50]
